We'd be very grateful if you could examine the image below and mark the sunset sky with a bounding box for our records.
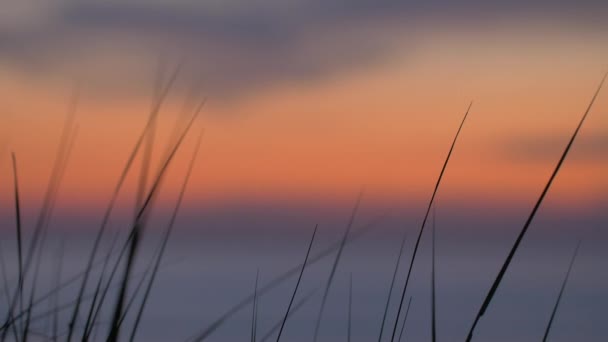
[1,0,607,220]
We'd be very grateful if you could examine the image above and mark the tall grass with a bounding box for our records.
[0,72,604,342]
[66,64,182,342]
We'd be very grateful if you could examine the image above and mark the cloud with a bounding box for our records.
[1,0,607,98]
[500,131,608,163]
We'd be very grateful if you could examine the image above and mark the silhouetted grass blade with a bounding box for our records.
[312,191,363,342]
[465,73,606,342]
[276,224,318,342]
[391,102,472,342]
[541,240,581,342]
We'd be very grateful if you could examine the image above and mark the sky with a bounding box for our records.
[0,0,608,341]
[1,0,607,222]
[1,3,608,341]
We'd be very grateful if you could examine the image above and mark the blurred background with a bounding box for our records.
[0,1,607,341]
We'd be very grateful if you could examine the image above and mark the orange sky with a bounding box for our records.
[1,24,607,215]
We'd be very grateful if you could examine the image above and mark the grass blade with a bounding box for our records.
[81,231,122,340]
[115,235,164,331]
[0,243,11,306]
[397,297,413,342]
[390,102,472,342]
[83,97,207,338]
[348,273,353,342]
[259,289,318,342]
[128,128,204,342]
[431,207,437,342]
[541,241,581,342]
[377,232,408,342]
[51,239,65,342]
[1,95,78,338]
[251,269,259,342]
[10,153,24,339]
[105,104,199,342]
[276,224,318,342]
[22,229,47,342]
[312,191,363,342]
[465,73,606,341]
[66,64,181,342]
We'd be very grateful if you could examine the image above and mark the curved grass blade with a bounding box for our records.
[390,102,472,342]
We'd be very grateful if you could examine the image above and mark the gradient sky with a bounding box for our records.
[1,0,607,219]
